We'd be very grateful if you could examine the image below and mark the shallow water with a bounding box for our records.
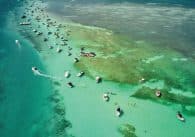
[1,0,195,137]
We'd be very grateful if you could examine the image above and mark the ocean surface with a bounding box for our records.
[0,0,195,137]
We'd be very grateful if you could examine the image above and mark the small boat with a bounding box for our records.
[64,71,70,78]
[115,106,122,117]
[139,77,145,83]
[32,67,40,75]
[56,47,62,53]
[155,90,161,97]
[177,112,185,122]
[20,22,31,25]
[43,38,48,42]
[77,71,84,77]
[48,46,53,49]
[67,52,72,56]
[67,82,74,88]
[103,93,109,102]
[96,76,102,83]
[74,58,79,63]
[80,52,96,57]
[15,40,19,45]
[33,29,37,33]
[36,31,43,36]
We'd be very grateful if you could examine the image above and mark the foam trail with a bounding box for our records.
[32,68,62,80]
[38,73,62,80]
[15,40,21,50]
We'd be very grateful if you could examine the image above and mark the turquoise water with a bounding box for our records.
[1,0,195,137]
[0,2,53,137]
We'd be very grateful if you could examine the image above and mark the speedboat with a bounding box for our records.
[103,93,109,102]
[155,90,161,97]
[74,58,79,63]
[56,47,62,53]
[67,52,72,56]
[20,22,31,25]
[177,112,185,122]
[48,45,53,49]
[96,76,102,83]
[64,71,70,78]
[33,29,37,33]
[67,82,74,88]
[77,71,84,77]
[15,40,19,45]
[139,77,145,83]
[115,106,122,117]
[32,67,40,75]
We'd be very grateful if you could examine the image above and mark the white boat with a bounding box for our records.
[74,58,79,63]
[155,90,161,97]
[20,22,31,25]
[64,71,70,78]
[103,93,109,102]
[115,106,122,117]
[15,40,19,45]
[96,76,102,83]
[33,29,37,33]
[77,71,84,77]
[67,82,74,88]
[56,47,62,53]
[177,112,185,122]
[32,67,40,75]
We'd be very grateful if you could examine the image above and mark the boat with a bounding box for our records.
[48,46,53,49]
[115,106,122,117]
[155,90,161,97]
[56,47,62,53]
[139,77,145,83]
[32,67,40,75]
[33,29,37,33]
[177,112,185,122]
[67,82,74,88]
[64,71,70,78]
[77,71,84,77]
[80,52,96,57]
[74,58,79,63]
[96,76,102,83]
[20,22,31,25]
[15,40,19,45]
[68,52,72,56]
[103,93,109,102]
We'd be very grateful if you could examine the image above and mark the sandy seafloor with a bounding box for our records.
[1,0,195,137]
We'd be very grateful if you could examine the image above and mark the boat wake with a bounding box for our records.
[32,67,62,80]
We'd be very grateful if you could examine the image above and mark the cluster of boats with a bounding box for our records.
[26,1,186,121]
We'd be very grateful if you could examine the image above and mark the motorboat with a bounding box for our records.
[33,29,37,33]
[64,71,70,78]
[48,46,53,49]
[96,76,102,83]
[177,112,185,122]
[20,22,31,25]
[139,77,145,83]
[155,90,161,97]
[15,40,19,45]
[67,52,72,56]
[103,93,109,102]
[80,52,96,57]
[74,58,79,63]
[32,67,40,75]
[77,71,84,77]
[56,47,62,53]
[67,82,74,88]
[115,106,122,117]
